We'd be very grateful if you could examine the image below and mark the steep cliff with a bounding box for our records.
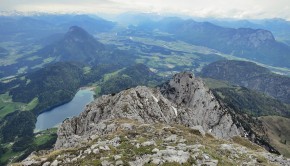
[158,72,241,139]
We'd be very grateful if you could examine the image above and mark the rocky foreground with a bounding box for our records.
[20,119,290,166]
[17,72,290,166]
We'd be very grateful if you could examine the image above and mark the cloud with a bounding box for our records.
[0,0,119,13]
[0,0,290,20]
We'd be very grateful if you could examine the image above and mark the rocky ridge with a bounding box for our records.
[17,72,290,166]
[54,72,242,149]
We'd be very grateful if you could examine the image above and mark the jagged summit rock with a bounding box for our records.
[55,72,242,149]
[158,72,242,138]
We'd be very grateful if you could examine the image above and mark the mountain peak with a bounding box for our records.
[46,25,105,63]
[68,25,86,33]
[65,26,92,42]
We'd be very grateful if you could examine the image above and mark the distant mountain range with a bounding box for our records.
[121,13,290,44]
[151,18,290,68]
[206,18,290,43]
[199,60,290,104]
[0,14,115,43]
[0,26,135,77]
[2,14,290,78]
[32,25,135,65]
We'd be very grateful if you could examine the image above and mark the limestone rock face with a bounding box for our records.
[55,86,177,149]
[55,72,242,149]
[158,72,241,138]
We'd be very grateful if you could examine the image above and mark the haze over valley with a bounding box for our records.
[1,1,290,165]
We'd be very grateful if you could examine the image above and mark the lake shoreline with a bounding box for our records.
[37,86,96,115]
[34,88,95,132]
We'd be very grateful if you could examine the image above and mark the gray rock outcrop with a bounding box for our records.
[55,72,242,149]
[158,72,242,138]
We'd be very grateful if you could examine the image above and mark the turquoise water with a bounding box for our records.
[35,89,95,131]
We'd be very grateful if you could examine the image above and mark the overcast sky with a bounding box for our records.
[1,0,290,20]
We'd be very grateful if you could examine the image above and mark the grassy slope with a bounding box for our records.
[203,78,235,89]
[0,93,38,118]
[0,148,21,164]
[34,128,57,148]
[260,116,290,157]
[0,128,57,165]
